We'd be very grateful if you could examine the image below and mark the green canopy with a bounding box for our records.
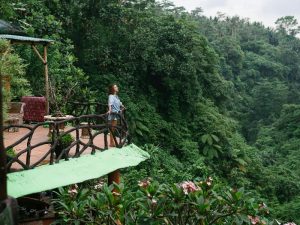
[7,144,150,198]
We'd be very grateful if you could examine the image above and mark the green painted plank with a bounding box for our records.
[7,144,149,198]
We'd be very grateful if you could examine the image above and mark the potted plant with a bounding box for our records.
[51,133,74,159]
[6,147,16,163]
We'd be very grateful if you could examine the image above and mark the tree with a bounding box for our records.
[275,16,300,36]
[0,0,14,19]
[0,40,30,118]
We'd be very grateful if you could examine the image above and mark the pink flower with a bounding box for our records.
[258,202,270,214]
[205,177,213,186]
[112,191,121,196]
[248,215,260,225]
[180,181,200,195]
[259,202,267,209]
[138,178,151,188]
[151,198,157,205]
[68,184,78,197]
[94,180,105,190]
[283,223,297,225]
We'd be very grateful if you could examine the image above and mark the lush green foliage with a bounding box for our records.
[5,1,89,113]
[53,179,273,225]
[2,0,300,223]
[0,40,31,118]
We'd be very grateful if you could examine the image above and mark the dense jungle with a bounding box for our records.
[1,0,300,224]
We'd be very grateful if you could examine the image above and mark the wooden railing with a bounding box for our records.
[4,113,128,172]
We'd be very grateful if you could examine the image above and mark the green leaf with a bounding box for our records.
[203,146,209,155]
[211,134,220,142]
[136,129,143,136]
[207,135,213,145]
[201,134,208,144]
[136,121,150,132]
[235,158,247,166]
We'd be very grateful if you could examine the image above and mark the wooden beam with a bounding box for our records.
[2,48,9,59]
[32,44,49,114]
[31,45,45,64]
[44,46,49,115]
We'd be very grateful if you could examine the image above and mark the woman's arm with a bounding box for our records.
[120,100,125,109]
[107,104,112,114]
[108,95,113,113]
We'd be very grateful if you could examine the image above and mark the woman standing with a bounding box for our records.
[107,84,124,147]
[107,84,124,188]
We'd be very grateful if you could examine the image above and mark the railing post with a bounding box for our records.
[0,50,19,224]
[0,65,7,202]
[107,113,121,188]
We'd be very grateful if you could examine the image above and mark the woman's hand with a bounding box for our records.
[107,105,112,114]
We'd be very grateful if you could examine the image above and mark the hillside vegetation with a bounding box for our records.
[1,0,300,223]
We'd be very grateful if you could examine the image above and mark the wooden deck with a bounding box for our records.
[4,125,107,170]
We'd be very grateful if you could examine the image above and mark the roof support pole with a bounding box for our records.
[31,44,45,63]
[31,44,49,115]
[44,45,49,115]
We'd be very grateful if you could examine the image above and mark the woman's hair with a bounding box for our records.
[108,84,116,95]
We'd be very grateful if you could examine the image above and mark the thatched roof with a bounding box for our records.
[0,20,53,45]
[0,20,25,35]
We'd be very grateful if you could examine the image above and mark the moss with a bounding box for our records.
[6,147,16,158]
[59,133,74,149]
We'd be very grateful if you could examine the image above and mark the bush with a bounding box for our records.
[50,133,74,159]
[53,178,275,225]
[0,40,30,118]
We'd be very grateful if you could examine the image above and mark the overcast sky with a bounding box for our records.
[170,0,300,28]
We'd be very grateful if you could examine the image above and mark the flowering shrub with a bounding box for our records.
[179,181,200,194]
[53,178,278,225]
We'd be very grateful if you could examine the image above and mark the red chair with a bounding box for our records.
[22,96,46,122]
